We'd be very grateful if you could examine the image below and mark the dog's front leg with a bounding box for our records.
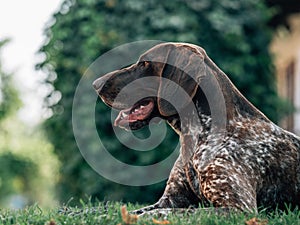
[131,156,199,215]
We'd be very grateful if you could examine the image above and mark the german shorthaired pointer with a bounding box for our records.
[93,42,300,213]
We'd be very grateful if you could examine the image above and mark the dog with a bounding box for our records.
[93,42,300,214]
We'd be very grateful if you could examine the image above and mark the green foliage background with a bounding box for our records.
[0,39,20,121]
[37,0,286,205]
[0,40,59,208]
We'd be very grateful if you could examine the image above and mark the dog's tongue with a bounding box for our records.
[114,101,154,127]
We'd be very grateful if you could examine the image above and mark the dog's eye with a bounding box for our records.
[140,61,150,67]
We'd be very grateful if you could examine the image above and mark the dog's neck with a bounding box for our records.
[166,70,270,159]
[203,56,269,123]
[166,55,270,159]
[166,95,212,163]
[166,89,212,143]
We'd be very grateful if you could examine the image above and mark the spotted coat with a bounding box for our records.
[93,42,300,214]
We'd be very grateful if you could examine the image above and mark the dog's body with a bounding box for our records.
[93,42,300,213]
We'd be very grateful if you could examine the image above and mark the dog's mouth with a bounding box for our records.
[114,98,154,128]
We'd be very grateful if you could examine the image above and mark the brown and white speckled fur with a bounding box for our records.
[93,42,300,214]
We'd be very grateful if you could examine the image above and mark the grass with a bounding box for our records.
[0,201,299,225]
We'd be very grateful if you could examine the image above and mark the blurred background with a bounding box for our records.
[0,0,300,209]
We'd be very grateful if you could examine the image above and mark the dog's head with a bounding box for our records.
[93,43,207,130]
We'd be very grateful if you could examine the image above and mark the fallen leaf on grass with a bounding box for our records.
[152,218,171,224]
[121,205,139,224]
[245,217,268,225]
[46,220,56,225]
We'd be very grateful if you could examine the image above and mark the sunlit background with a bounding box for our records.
[0,0,63,125]
[0,0,62,208]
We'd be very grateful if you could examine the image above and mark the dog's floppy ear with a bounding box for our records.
[156,44,206,116]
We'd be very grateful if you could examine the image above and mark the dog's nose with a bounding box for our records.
[92,78,104,90]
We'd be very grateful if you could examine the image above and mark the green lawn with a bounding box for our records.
[0,202,299,225]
